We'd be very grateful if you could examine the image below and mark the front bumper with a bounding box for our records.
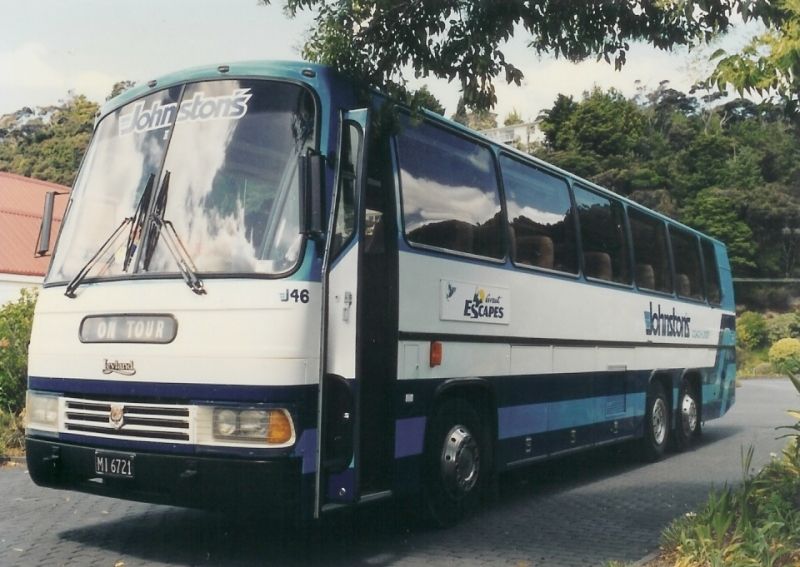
[26,437,304,512]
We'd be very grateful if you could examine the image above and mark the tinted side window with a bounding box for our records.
[397,119,503,259]
[670,228,704,300]
[629,209,672,293]
[501,156,577,274]
[330,123,361,259]
[702,239,722,304]
[573,186,629,284]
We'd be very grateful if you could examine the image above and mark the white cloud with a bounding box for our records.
[72,70,116,103]
[0,42,64,90]
[0,42,114,112]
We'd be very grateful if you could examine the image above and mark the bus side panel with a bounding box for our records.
[705,242,736,419]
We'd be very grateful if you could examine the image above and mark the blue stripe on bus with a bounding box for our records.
[29,376,316,404]
[497,393,647,440]
[394,416,426,458]
[295,429,317,474]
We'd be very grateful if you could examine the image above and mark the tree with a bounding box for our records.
[538,94,578,151]
[681,188,757,272]
[0,290,36,414]
[406,85,445,115]
[0,94,98,186]
[269,0,744,110]
[504,109,523,126]
[711,0,800,112]
[450,96,497,130]
[107,80,136,101]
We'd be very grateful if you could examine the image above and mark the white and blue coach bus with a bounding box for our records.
[25,61,736,525]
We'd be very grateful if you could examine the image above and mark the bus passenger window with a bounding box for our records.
[670,227,704,301]
[500,155,577,274]
[573,186,629,284]
[629,209,672,293]
[396,118,504,260]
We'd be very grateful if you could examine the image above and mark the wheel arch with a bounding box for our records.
[428,378,497,456]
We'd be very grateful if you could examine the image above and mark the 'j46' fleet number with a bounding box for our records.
[280,289,310,304]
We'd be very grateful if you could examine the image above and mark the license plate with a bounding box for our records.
[94,451,135,479]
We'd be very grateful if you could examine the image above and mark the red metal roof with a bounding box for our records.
[0,172,70,277]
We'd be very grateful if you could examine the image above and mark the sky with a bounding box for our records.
[0,0,762,122]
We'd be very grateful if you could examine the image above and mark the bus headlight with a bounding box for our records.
[213,409,238,437]
[26,391,59,431]
[211,408,294,445]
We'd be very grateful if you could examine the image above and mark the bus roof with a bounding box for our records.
[101,60,723,249]
[100,60,335,119]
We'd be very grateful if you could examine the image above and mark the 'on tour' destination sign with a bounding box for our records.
[80,314,177,344]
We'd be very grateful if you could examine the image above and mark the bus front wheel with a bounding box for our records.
[640,380,669,462]
[423,398,487,527]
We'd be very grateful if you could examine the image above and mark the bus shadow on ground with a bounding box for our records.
[58,426,744,566]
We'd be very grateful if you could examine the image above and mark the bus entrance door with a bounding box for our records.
[315,109,391,516]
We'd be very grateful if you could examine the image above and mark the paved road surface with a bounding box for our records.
[2,378,797,566]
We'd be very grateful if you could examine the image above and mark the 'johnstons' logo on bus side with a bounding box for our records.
[102,359,136,376]
[644,302,691,338]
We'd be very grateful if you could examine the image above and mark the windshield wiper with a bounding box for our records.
[142,171,207,295]
[65,173,155,298]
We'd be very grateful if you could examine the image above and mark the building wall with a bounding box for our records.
[0,273,41,306]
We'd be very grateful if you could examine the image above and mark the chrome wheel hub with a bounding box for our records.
[652,398,667,446]
[441,424,480,497]
[681,393,698,434]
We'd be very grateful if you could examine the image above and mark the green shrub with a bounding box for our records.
[661,445,800,567]
[768,338,800,378]
[737,311,768,350]
[0,409,24,456]
[0,289,37,414]
[765,313,796,344]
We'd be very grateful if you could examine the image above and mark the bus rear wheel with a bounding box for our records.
[640,380,669,462]
[423,398,487,527]
[673,378,701,451]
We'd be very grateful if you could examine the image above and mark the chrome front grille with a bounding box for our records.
[63,398,192,442]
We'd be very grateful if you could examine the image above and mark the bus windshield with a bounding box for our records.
[48,79,316,283]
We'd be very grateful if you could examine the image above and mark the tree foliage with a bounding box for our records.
[451,96,497,130]
[711,0,800,111]
[405,85,445,115]
[0,289,37,414]
[0,94,98,186]
[270,0,744,110]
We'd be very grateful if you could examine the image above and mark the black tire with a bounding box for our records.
[423,398,488,527]
[640,380,669,462]
[673,378,701,451]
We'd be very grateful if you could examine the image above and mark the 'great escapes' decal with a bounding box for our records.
[440,280,510,325]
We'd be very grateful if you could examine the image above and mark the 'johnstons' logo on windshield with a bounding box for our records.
[118,88,252,136]
[102,359,136,376]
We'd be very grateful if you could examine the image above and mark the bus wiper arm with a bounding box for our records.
[65,173,156,299]
[152,216,207,295]
[142,171,206,295]
[64,217,132,298]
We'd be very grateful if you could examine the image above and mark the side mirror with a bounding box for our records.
[299,150,326,241]
[35,191,57,257]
